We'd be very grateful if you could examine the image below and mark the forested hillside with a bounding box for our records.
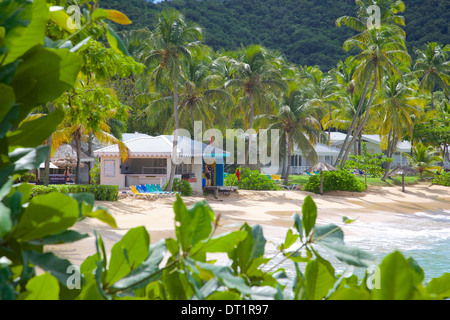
[101,0,449,70]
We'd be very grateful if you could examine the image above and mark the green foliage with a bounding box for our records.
[31,184,119,201]
[100,0,449,71]
[164,178,192,196]
[344,142,394,180]
[89,159,101,185]
[303,169,367,194]
[14,173,36,183]
[433,172,450,187]
[224,167,281,190]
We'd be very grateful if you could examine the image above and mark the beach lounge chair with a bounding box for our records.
[274,174,282,180]
[129,185,155,200]
[266,175,273,179]
[147,184,172,197]
[140,184,166,198]
[270,175,282,182]
[306,172,312,176]
[154,184,180,196]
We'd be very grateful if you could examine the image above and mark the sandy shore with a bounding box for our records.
[45,184,450,266]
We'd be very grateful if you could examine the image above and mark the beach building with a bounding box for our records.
[263,132,412,175]
[94,133,229,194]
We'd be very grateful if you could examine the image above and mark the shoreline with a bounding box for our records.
[45,184,450,266]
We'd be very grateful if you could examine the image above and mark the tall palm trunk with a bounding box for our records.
[334,79,371,167]
[44,104,55,186]
[246,93,254,168]
[284,133,292,185]
[340,64,378,167]
[166,81,179,191]
[74,131,82,184]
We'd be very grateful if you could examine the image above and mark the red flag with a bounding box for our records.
[236,169,240,181]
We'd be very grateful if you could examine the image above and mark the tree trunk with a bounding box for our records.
[75,136,81,185]
[340,65,378,167]
[284,134,291,185]
[382,129,393,181]
[44,135,52,186]
[166,80,179,192]
[334,79,371,167]
[431,90,434,110]
[246,93,255,167]
[44,104,55,186]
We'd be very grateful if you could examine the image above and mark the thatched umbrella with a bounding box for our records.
[309,162,338,195]
[388,165,418,193]
[53,157,84,182]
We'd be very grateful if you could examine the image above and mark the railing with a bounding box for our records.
[289,166,311,175]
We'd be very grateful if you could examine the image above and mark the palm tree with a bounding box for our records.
[413,42,450,110]
[300,67,340,138]
[405,142,443,180]
[334,0,410,167]
[225,45,288,165]
[146,48,232,133]
[256,84,324,184]
[373,73,425,179]
[142,9,202,191]
[337,24,410,167]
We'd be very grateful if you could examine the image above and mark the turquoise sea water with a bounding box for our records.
[262,208,450,283]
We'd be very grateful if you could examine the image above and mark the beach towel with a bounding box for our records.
[237,169,240,181]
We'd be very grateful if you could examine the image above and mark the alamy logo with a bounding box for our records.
[367,5,381,29]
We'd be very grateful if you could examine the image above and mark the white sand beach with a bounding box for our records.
[45,185,450,266]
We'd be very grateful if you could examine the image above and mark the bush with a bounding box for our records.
[31,184,119,201]
[165,178,192,196]
[433,172,450,186]
[224,167,281,190]
[303,169,367,194]
[14,173,36,183]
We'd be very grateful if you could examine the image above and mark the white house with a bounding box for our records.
[264,132,413,175]
[94,134,229,194]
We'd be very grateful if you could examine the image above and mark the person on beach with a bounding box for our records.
[204,164,211,187]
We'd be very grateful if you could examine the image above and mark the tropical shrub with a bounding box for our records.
[31,185,119,201]
[224,167,281,190]
[164,178,192,196]
[89,159,101,185]
[14,173,36,183]
[303,169,367,194]
[433,172,450,187]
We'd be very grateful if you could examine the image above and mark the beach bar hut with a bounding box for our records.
[94,134,229,194]
[388,165,418,193]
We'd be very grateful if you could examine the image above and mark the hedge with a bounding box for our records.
[31,184,119,201]
[224,167,281,190]
[164,178,192,196]
[303,169,367,194]
[433,172,450,187]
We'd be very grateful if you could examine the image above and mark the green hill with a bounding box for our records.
[102,0,450,71]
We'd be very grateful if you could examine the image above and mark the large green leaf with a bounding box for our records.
[190,230,247,260]
[29,230,89,245]
[195,261,253,296]
[25,250,74,286]
[7,146,49,173]
[104,23,130,56]
[312,223,377,267]
[18,272,59,300]
[372,251,415,300]
[0,202,12,239]
[10,47,82,123]
[109,240,166,292]
[174,196,215,252]
[6,109,64,151]
[12,192,79,242]
[105,226,150,286]
[3,0,48,65]
[0,84,15,122]
[302,195,317,237]
[426,273,450,298]
[228,223,266,274]
[304,258,336,300]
